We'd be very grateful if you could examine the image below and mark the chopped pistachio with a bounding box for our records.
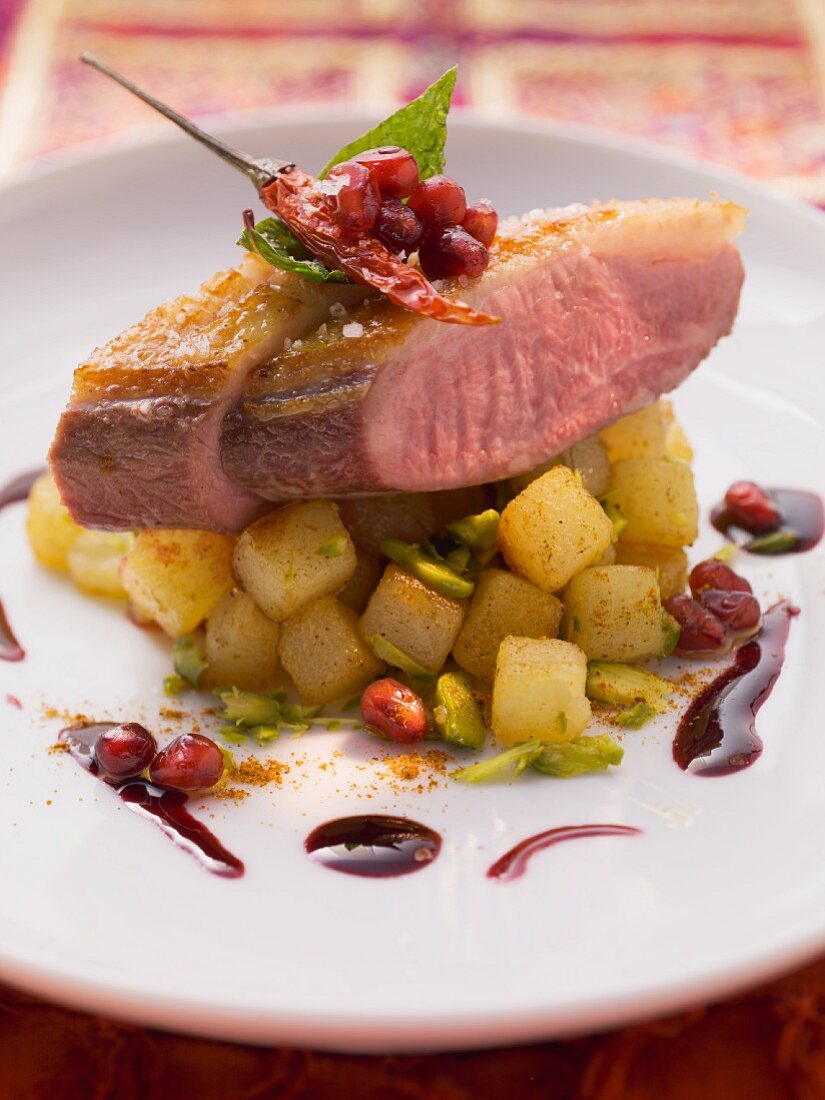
[251,725,282,745]
[280,702,323,723]
[366,633,436,681]
[217,726,249,745]
[446,509,500,563]
[315,536,346,558]
[172,633,207,687]
[586,662,673,710]
[215,686,282,727]
[746,530,798,554]
[531,735,624,777]
[380,538,474,599]
[617,703,657,729]
[600,498,629,540]
[163,674,187,697]
[433,671,487,749]
[453,739,542,783]
[712,542,739,564]
[660,611,681,657]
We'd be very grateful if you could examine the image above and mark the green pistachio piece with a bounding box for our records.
[586,662,673,710]
[433,671,487,749]
[531,735,624,777]
[366,633,436,682]
[381,539,475,599]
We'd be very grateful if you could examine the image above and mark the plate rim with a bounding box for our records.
[1,111,824,1052]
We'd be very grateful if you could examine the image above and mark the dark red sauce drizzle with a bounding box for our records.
[305,814,441,877]
[488,825,641,882]
[0,469,42,663]
[712,488,823,554]
[673,600,799,775]
[0,602,24,662]
[0,468,42,511]
[59,723,244,878]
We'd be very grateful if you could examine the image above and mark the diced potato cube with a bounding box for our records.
[614,542,688,599]
[26,471,82,570]
[492,637,591,745]
[609,459,698,547]
[204,588,282,691]
[662,402,694,462]
[562,565,667,661]
[279,596,383,705]
[234,501,356,622]
[598,400,670,462]
[498,466,614,592]
[359,563,466,674]
[336,553,382,613]
[120,530,234,637]
[67,531,135,599]
[453,568,563,681]
[337,494,437,555]
[508,436,611,498]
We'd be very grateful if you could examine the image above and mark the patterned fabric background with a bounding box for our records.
[0,2,824,1097]
[0,0,824,205]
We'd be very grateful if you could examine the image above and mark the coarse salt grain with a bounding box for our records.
[342,322,364,338]
[329,302,348,319]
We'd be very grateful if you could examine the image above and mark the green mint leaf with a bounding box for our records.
[238,217,348,284]
[172,633,207,688]
[319,67,458,181]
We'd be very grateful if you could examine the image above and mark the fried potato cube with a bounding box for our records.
[609,459,699,547]
[508,436,612,498]
[614,542,688,599]
[498,466,614,592]
[453,569,563,681]
[67,531,135,599]
[204,588,282,691]
[662,402,694,463]
[26,471,82,570]
[598,400,670,462]
[359,563,466,674]
[120,530,234,637]
[562,565,667,661]
[234,501,356,622]
[279,596,383,705]
[492,637,591,746]
[336,552,382,614]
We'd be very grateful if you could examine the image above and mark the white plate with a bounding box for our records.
[0,113,824,1053]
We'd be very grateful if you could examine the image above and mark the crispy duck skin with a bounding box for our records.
[50,253,367,532]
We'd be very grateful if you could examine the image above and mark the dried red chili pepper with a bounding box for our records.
[81,54,498,327]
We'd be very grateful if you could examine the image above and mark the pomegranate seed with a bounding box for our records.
[94,723,156,781]
[689,559,752,596]
[406,175,467,228]
[322,162,380,233]
[724,481,782,534]
[149,734,224,792]
[664,594,727,654]
[360,678,428,745]
[461,201,498,247]
[373,197,425,254]
[419,226,489,279]
[698,589,762,634]
[353,146,419,199]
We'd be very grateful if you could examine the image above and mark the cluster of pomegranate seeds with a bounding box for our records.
[360,678,428,744]
[94,723,157,782]
[91,724,224,792]
[724,481,782,534]
[321,147,497,281]
[666,558,762,657]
